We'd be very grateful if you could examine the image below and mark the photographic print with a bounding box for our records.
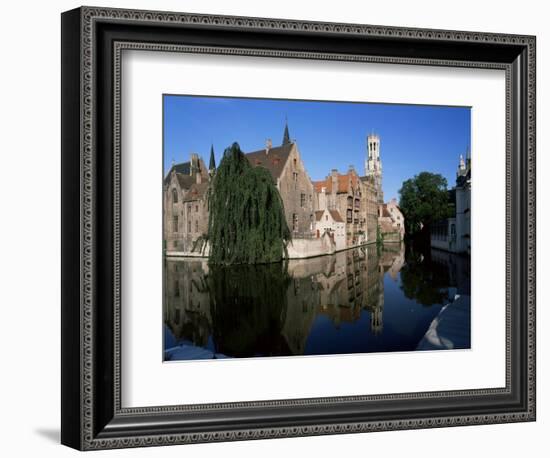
[163,95,471,361]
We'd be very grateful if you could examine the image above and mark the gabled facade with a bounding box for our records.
[314,208,346,251]
[313,166,376,248]
[378,198,405,242]
[246,136,316,235]
[164,154,210,254]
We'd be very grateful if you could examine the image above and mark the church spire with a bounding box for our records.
[282,118,291,145]
[208,144,216,173]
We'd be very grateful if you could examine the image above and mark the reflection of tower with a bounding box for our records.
[365,133,384,203]
[370,303,383,335]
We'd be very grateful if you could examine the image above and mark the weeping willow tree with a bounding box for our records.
[206,142,291,265]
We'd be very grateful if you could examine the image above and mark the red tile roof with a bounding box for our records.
[313,171,360,194]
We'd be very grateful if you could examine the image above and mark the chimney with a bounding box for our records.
[331,169,338,194]
[190,153,199,175]
[265,138,272,154]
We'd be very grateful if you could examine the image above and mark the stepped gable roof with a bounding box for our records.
[245,143,294,180]
[164,161,191,184]
[313,171,360,194]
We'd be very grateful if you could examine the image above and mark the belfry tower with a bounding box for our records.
[365,133,384,203]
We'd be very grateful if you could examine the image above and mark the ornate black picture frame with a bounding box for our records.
[61,6,536,450]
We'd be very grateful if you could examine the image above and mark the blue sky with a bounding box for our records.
[163,95,470,200]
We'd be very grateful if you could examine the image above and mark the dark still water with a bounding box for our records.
[163,244,471,361]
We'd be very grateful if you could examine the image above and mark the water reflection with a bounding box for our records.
[164,244,470,360]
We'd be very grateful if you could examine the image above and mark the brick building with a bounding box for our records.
[378,198,405,242]
[164,153,210,254]
[360,175,380,243]
[245,127,316,236]
[164,126,399,258]
[313,165,379,248]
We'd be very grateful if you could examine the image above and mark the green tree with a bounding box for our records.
[206,142,291,265]
[398,172,453,238]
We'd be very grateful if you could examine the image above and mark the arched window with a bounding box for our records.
[172,188,178,203]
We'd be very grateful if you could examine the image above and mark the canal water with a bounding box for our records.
[163,244,470,361]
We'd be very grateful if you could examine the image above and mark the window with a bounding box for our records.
[195,205,199,212]
[173,240,178,248]
[187,205,191,215]
[172,188,178,203]
[347,209,353,223]
[172,215,178,233]
[293,172,298,181]
[293,158,297,168]
[195,220,199,233]
[347,196,353,207]
[188,220,191,233]
[292,213,298,232]
[300,193,306,207]
[325,215,328,221]
[174,280,180,297]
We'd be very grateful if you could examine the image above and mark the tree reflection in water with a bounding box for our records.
[208,263,291,357]
[163,244,470,360]
[399,249,452,306]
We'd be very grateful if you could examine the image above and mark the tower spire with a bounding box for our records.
[208,144,216,170]
[282,117,291,145]
[208,144,216,174]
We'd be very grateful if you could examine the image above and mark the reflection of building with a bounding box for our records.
[164,259,212,347]
[430,248,471,296]
[430,153,471,254]
[163,244,407,357]
[379,243,406,280]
